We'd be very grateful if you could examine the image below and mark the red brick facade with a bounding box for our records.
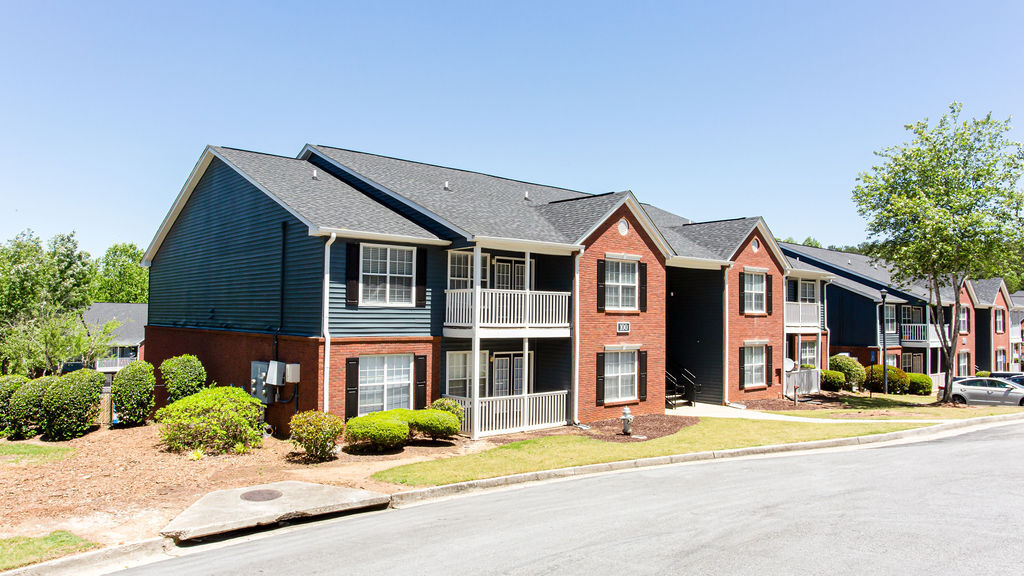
[954,284,977,376]
[990,289,1010,371]
[577,204,666,423]
[324,337,441,416]
[727,228,786,402]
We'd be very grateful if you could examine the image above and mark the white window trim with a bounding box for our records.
[604,252,642,261]
[799,280,817,304]
[446,250,490,290]
[492,256,536,291]
[604,350,638,402]
[885,353,899,368]
[744,272,767,314]
[883,304,897,334]
[799,340,818,367]
[491,351,535,397]
[959,305,969,334]
[743,345,767,389]
[995,308,1005,333]
[445,350,489,398]
[605,259,639,311]
[359,244,416,307]
[996,348,1007,371]
[357,353,414,416]
[957,351,970,376]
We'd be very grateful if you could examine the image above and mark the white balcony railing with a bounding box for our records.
[1010,325,1022,343]
[95,357,133,372]
[445,390,569,436]
[901,323,952,343]
[445,289,571,328]
[785,302,820,327]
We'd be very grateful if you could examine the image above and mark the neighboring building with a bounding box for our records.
[781,243,977,384]
[1010,291,1024,371]
[971,278,1014,373]
[82,302,147,382]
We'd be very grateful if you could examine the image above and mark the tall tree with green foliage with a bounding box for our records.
[94,243,148,303]
[853,102,1024,401]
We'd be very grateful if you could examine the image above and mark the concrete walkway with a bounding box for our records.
[667,402,951,424]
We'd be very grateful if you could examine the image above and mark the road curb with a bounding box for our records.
[2,537,172,576]
[390,411,1024,507]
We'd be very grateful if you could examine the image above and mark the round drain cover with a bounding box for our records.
[240,489,283,502]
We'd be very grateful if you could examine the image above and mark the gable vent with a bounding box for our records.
[312,169,319,181]
[524,190,530,201]
[443,180,450,191]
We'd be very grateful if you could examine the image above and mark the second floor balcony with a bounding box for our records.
[900,323,953,345]
[785,301,822,329]
[444,288,571,337]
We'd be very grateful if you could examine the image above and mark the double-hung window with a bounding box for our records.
[445,350,488,397]
[799,340,817,367]
[957,351,970,376]
[996,349,1008,371]
[958,305,969,333]
[358,354,413,415]
[743,346,766,388]
[448,251,489,289]
[886,354,898,367]
[604,351,637,401]
[799,281,816,303]
[605,260,638,310]
[883,304,896,334]
[744,273,766,313]
[361,245,414,306]
[995,309,1005,333]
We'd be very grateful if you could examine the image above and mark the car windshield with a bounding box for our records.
[1009,375,1024,385]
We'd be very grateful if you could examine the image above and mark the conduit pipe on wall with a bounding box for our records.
[322,233,337,413]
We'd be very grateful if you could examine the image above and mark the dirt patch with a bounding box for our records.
[0,426,496,545]
[582,414,698,442]
[743,395,839,411]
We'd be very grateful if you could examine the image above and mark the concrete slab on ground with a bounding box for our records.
[667,402,950,423]
[160,481,389,542]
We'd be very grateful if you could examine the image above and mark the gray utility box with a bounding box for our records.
[250,360,299,404]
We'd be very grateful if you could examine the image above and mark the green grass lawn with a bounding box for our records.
[769,393,1024,420]
[374,418,924,487]
[0,442,73,465]
[0,531,96,571]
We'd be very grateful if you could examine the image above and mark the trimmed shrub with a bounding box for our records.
[0,375,29,435]
[111,360,155,426]
[829,355,865,390]
[289,410,345,461]
[863,364,910,394]
[155,386,263,454]
[8,376,59,439]
[41,369,103,440]
[908,373,933,396]
[976,370,991,377]
[820,370,846,391]
[429,398,465,424]
[160,354,208,403]
[345,415,409,451]
[800,363,816,370]
[408,409,460,440]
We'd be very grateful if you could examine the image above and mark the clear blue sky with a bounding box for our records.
[1,1,1021,257]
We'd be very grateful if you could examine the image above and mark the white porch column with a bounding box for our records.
[925,306,932,375]
[522,337,530,428]
[471,245,482,440]
[524,250,531,328]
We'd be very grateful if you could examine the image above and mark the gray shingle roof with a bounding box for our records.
[311,145,593,243]
[83,303,147,347]
[786,256,831,276]
[533,192,632,244]
[641,204,692,228]
[1012,291,1024,308]
[661,217,762,261]
[214,147,443,241]
[970,278,1005,307]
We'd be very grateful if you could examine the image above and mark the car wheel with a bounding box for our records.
[952,395,967,405]
[1019,398,1024,407]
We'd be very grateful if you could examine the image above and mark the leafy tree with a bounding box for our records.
[853,102,1024,401]
[94,243,148,303]
[801,236,822,248]
[1,311,118,375]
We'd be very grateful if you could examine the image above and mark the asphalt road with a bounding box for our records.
[114,423,1024,576]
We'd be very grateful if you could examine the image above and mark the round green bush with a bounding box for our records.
[799,363,816,370]
[345,415,409,451]
[111,360,155,426]
[975,370,991,377]
[0,375,29,435]
[41,370,103,440]
[8,376,59,439]
[289,410,346,461]
[429,398,465,424]
[820,369,846,391]
[907,373,934,396]
[863,364,910,394]
[829,355,865,390]
[155,386,264,454]
[409,409,460,440]
[160,354,208,403]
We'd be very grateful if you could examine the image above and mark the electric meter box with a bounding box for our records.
[285,363,300,384]
[250,361,275,404]
[265,360,286,387]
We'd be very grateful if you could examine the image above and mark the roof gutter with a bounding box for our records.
[665,255,732,270]
[313,227,451,246]
[473,235,582,256]
[321,233,337,413]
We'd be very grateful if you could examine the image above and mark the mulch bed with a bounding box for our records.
[582,414,698,442]
[743,394,838,411]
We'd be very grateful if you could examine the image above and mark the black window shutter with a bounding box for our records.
[638,350,647,401]
[414,355,427,409]
[787,279,798,303]
[597,260,606,312]
[766,346,774,386]
[738,272,746,314]
[345,243,360,307]
[766,275,773,315]
[638,262,648,312]
[345,357,360,419]
[738,347,746,390]
[596,353,605,405]
[415,249,427,308]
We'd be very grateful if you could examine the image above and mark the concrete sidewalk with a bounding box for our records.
[667,402,951,424]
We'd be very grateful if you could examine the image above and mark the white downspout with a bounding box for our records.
[321,233,337,413]
[572,247,584,424]
[722,263,732,405]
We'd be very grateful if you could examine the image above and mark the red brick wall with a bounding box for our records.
[954,285,976,375]
[831,345,901,369]
[577,204,666,423]
[728,228,786,402]
[991,289,1010,370]
[143,326,322,434]
[325,336,441,416]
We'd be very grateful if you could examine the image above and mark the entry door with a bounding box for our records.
[493,356,511,396]
[494,261,527,291]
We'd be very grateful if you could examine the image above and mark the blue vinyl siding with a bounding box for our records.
[327,241,445,336]
[666,267,724,404]
[148,158,323,335]
[824,285,879,347]
[440,338,571,396]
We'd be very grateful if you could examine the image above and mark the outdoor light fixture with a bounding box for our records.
[880,288,889,395]
[620,406,633,436]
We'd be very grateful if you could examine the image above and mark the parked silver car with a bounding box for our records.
[939,377,1024,406]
